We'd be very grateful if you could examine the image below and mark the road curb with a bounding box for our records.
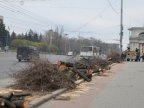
[28,79,85,108]
[28,63,117,108]
[29,88,67,108]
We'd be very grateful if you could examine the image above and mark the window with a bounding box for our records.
[81,47,92,52]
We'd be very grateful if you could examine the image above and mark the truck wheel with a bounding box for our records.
[18,59,21,62]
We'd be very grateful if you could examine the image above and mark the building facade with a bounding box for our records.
[0,15,3,24]
[129,27,144,55]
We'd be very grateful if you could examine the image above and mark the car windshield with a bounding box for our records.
[81,47,92,52]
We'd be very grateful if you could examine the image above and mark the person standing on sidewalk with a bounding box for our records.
[136,49,140,62]
[141,53,144,62]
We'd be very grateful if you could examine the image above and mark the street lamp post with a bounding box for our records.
[65,34,68,54]
[48,29,53,45]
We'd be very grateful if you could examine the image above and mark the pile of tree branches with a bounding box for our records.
[11,58,116,92]
[12,60,76,92]
[74,58,111,73]
[107,52,122,63]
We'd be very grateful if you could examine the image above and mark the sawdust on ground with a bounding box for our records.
[54,82,95,101]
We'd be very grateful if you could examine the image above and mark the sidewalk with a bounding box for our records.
[38,62,144,108]
[90,62,144,108]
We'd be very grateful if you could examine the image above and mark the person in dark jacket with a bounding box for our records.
[121,52,126,61]
[136,49,140,62]
[141,53,144,62]
[135,48,138,53]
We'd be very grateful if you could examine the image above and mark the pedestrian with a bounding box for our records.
[135,48,138,53]
[136,49,140,62]
[141,53,144,62]
[121,52,126,61]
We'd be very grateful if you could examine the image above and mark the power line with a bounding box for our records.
[0,1,74,33]
[0,0,122,41]
[5,17,47,31]
[0,0,56,6]
[75,7,107,32]
[3,2,56,25]
[106,0,119,14]
[0,0,50,2]
[0,2,56,31]
[0,2,55,26]
[72,0,119,33]
[68,0,121,41]
[65,30,119,35]
[0,9,48,33]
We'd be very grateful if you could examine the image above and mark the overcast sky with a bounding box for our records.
[0,0,144,49]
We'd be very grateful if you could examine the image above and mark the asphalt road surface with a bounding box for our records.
[38,62,144,108]
[0,52,73,88]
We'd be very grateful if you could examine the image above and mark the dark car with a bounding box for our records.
[17,46,39,62]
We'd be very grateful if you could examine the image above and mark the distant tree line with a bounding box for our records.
[0,20,10,47]
[0,20,120,55]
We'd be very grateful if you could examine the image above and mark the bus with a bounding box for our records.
[80,46,100,59]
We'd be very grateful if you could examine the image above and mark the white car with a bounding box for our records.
[67,51,73,56]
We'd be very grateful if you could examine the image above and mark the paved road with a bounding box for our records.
[0,52,19,87]
[0,52,73,88]
[38,62,144,108]
[90,62,144,108]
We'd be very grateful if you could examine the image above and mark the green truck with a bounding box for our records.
[17,46,39,62]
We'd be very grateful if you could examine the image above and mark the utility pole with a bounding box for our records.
[120,0,123,52]
[64,34,68,54]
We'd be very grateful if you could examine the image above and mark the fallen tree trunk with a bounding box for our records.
[0,98,16,108]
[12,100,28,108]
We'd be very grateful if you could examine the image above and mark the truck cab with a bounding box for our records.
[17,46,39,62]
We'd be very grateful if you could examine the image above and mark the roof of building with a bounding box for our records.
[128,27,144,31]
[0,15,3,20]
